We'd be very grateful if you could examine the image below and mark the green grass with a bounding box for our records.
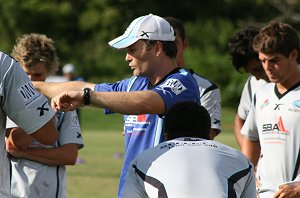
[67,107,239,198]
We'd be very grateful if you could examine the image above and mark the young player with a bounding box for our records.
[228,26,269,148]
[6,33,83,198]
[0,51,58,197]
[241,21,300,197]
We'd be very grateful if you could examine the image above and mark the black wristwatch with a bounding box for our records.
[83,88,91,105]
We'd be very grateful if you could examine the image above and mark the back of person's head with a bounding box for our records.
[164,102,211,140]
[164,16,186,42]
[228,26,260,72]
[108,14,177,58]
[253,21,300,63]
[12,33,59,74]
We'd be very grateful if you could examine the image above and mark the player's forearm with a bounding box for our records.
[241,138,260,166]
[90,90,165,115]
[18,144,78,166]
[7,128,32,151]
[234,114,245,149]
[33,81,94,99]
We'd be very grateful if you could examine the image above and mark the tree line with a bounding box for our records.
[1,0,300,107]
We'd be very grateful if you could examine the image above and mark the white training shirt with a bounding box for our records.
[7,110,84,198]
[241,82,300,197]
[123,138,256,198]
[192,72,222,132]
[238,76,267,120]
[0,52,55,197]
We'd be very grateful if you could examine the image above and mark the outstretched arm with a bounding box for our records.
[51,90,166,115]
[33,81,95,99]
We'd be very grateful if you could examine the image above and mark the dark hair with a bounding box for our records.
[164,101,211,140]
[228,26,260,72]
[164,16,186,42]
[143,40,177,58]
[253,21,300,63]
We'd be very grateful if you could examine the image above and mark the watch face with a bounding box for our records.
[83,88,91,105]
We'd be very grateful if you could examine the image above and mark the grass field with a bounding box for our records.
[67,107,239,198]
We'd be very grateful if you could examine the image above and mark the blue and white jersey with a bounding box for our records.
[94,68,200,197]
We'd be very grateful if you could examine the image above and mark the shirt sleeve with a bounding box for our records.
[240,161,257,198]
[201,88,222,131]
[240,102,259,141]
[1,54,55,134]
[57,111,84,149]
[238,77,252,120]
[152,73,200,111]
[94,78,131,92]
[94,78,132,115]
[122,160,149,198]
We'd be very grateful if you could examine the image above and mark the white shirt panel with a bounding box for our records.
[9,110,83,198]
[241,82,300,196]
[192,73,222,131]
[123,138,256,198]
[0,52,55,197]
[238,76,267,120]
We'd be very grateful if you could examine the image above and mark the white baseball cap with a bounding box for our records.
[63,63,75,74]
[108,14,175,49]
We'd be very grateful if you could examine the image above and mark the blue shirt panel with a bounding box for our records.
[94,68,200,198]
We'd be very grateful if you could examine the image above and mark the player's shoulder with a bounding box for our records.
[189,70,219,88]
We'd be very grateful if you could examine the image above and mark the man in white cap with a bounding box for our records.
[33,14,200,197]
[62,63,85,82]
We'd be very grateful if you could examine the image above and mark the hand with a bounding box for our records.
[6,143,25,158]
[6,137,25,158]
[51,91,84,112]
[6,128,32,151]
[274,183,300,198]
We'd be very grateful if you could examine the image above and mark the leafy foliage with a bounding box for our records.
[1,0,300,106]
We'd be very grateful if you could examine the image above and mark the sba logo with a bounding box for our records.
[262,116,288,133]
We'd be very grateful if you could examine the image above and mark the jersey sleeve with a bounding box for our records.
[152,70,200,111]
[240,102,259,141]
[240,161,257,198]
[94,78,131,92]
[122,160,149,198]
[94,78,133,115]
[201,88,221,131]
[1,53,55,134]
[57,111,84,149]
[238,77,252,120]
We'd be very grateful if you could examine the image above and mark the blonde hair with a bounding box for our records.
[12,33,59,75]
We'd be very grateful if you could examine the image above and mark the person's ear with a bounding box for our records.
[183,38,188,51]
[289,49,298,61]
[164,133,169,140]
[154,41,163,55]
